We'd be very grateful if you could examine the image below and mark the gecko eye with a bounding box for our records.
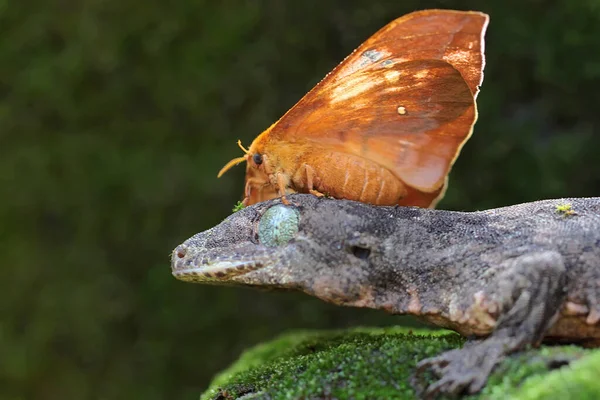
[258,204,299,247]
[253,153,263,165]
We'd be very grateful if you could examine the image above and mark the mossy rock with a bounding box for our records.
[202,327,600,399]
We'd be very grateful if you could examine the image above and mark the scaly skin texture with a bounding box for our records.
[171,194,600,397]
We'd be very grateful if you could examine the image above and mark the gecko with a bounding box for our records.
[171,194,600,397]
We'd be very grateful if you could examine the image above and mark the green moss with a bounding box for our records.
[555,203,577,216]
[232,201,246,213]
[509,350,600,400]
[202,327,600,400]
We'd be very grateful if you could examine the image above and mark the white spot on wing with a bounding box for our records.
[414,70,429,79]
[397,106,406,115]
[330,74,381,104]
[444,50,473,65]
[362,49,383,62]
[332,49,392,82]
[384,70,401,82]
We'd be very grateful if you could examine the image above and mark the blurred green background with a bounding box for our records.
[2,0,599,398]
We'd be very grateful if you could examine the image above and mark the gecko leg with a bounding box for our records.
[583,273,600,326]
[414,251,568,398]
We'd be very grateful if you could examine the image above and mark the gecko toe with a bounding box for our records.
[468,372,489,394]
[423,371,480,398]
[414,345,500,398]
[416,354,450,375]
[423,367,481,397]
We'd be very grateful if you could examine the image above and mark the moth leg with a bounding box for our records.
[303,164,325,197]
[242,179,254,206]
[414,251,568,397]
[242,177,268,206]
[275,173,291,205]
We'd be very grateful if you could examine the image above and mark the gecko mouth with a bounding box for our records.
[172,260,264,282]
[171,244,265,282]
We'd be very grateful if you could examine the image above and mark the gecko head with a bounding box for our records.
[170,194,393,306]
[171,198,301,286]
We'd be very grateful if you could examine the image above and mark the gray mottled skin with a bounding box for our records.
[171,194,600,397]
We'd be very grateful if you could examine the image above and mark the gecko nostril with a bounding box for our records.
[175,245,187,259]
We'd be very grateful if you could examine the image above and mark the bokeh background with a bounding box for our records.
[3,0,600,398]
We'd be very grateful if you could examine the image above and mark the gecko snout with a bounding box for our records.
[173,244,187,260]
[171,244,191,273]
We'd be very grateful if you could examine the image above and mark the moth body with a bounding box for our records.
[290,151,408,205]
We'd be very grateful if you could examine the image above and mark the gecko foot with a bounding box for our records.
[586,281,600,325]
[414,343,502,398]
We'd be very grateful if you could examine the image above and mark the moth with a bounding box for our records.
[219,9,489,208]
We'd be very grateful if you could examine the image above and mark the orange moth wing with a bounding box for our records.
[220,9,489,207]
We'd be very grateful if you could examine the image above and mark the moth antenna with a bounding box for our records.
[217,140,252,178]
[237,140,250,154]
[217,156,247,178]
